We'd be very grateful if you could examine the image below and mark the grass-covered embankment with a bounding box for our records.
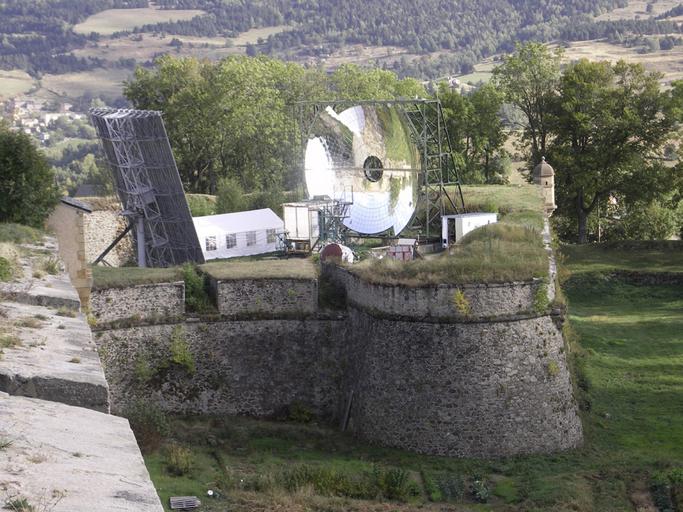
[91,266,183,290]
[352,183,548,286]
[200,258,317,281]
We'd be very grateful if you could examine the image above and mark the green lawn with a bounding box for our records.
[561,241,683,275]
[91,265,183,290]
[139,246,683,511]
[200,257,317,281]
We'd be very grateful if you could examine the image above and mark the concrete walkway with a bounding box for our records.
[0,234,163,511]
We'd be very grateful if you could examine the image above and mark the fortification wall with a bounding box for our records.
[210,277,319,317]
[93,265,582,458]
[90,281,185,325]
[95,319,345,417]
[343,309,581,457]
[325,265,544,320]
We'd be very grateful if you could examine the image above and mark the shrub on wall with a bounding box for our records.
[452,289,471,316]
[533,280,550,313]
[182,263,213,313]
[169,325,195,375]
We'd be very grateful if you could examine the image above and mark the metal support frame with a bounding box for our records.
[92,220,134,266]
[295,99,466,240]
[90,108,204,268]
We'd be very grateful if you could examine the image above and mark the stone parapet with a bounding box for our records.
[210,277,318,317]
[326,264,544,321]
[90,281,185,325]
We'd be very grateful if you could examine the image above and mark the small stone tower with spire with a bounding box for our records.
[533,157,556,216]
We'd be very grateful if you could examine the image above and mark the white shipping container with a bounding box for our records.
[441,213,498,248]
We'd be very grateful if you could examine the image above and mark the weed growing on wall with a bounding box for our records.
[546,360,560,378]
[182,263,213,314]
[453,289,471,316]
[169,325,195,374]
[135,353,155,384]
[533,279,550,313]
[39,256,60,275]
[0,257,12,281]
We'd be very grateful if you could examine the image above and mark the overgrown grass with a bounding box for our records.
[352,223,548,285]
[561,241,683,275]
[186,194,217,217]
[450,184,545,230]
[201,258,317,281]
[0,223,43,244]
[91,265,183,290]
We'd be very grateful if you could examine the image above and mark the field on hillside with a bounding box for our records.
[38,68,131,100]
[595,0,680,21]
[74,33,241,64]
[0,70,35,99]
[134,242,683,511]
[73,7,205,35]
[561,39,683,85]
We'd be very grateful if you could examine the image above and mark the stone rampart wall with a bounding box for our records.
[211,278,318,317]
[95,319,345,417]
[342,309,582,458]
[326,265,543,321]
[93,266,582,458]
[90,282,185,324]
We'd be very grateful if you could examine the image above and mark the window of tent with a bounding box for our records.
[205,236,217,251]
[266,228,276,244]
[246,231,257,246]
[226,233,237,249]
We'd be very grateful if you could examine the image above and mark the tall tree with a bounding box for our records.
[0,124,59,227]
[547,59,678,243]
[124,56,426,194]
[439,83,506,183]
[492,42,563,165]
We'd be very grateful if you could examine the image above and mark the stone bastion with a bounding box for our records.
[91,263,583,459]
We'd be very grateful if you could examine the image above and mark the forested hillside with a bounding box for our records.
[0,0,147,74]
[4,0,683,78]
[144,0,683,76]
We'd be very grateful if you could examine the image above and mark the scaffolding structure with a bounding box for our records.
[90,108,204,267]
[296,99,466,240]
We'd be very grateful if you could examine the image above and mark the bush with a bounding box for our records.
[287,401,314,423]
[169,325,195,374]
[182,263,212,313]
[186,194,216,217]
[215,177,246,214]
[165,443,194,476]
[0,257,12,281]
[125,400,170,452]
[614,201,677,240]
[0,126,59,227]
[0,223,42,244]
[247,188,285,216]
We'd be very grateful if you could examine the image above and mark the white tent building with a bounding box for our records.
[193,208,285,260]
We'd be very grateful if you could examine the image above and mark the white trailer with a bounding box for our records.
[441,213,498,248]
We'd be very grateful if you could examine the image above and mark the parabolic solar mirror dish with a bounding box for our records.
[305,105,420,235]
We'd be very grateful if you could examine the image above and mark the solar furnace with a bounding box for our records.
[89,108,204,267]
[304,105,420,235]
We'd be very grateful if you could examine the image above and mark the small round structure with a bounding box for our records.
[533,157,556,215]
